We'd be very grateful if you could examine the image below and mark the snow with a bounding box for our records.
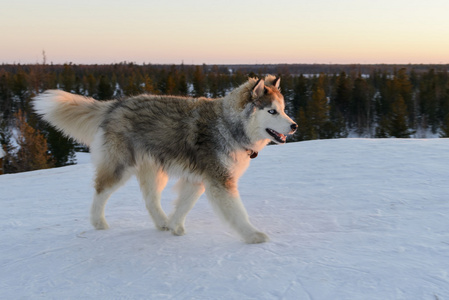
[1,138,449,299]
[0,146,5,158]
[74,151,91,165]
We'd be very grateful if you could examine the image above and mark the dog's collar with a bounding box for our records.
[246,149,258,159]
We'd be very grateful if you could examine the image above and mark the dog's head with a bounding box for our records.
[245,75,297,144]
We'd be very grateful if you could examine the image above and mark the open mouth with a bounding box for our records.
[266,128,287,144]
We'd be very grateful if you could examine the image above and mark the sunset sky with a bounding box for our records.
[1,0,448,65]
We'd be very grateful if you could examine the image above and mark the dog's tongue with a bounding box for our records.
[274,131,286,142]
[266,128,287,143]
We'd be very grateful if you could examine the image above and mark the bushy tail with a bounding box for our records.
[33,90,115,146]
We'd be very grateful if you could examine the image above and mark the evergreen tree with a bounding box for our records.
[418,69,439,132]
[157,70,168,94]
[309,85,329,139]
[387,96,413,138]
[27,64,45,94]
[208,68,220,98]
[97,75,114,100]
[0,71,13,120]
[45,126,76,167]
[306,75,331,139]
[192,65,205,97]
[440,114,449,138]
[0,120,14,173]
[393,68,414,125]
[177,73,188,96]
[279,72,294,115]
[326,111,348,139]
[143,74,156,94]
[375,116,390,138]
[110,73,118,96]
[0,120,13,155]
[6,111,53,173]
[374,71,391,120]
[292,74,308,114]
[333,72,352,121]
[123,72,143,96]
[60,63,76,92]
[351,76,371,135]
[440,84,449,126]
[295,108,311,141]
[84,74,97,96]
[73,75,83,95]
[165,74,177,95]
[12,68,28,111]
[45,70,58,91]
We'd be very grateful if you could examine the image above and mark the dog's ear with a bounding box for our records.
[251,78,265,99]
[273,76,281,90]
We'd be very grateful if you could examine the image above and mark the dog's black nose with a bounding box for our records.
[291,123,298,131]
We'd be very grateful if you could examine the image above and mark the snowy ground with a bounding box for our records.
[1,139,449,299]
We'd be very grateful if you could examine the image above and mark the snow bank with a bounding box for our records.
[1,139,449,299]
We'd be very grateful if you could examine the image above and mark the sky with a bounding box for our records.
[1,0,449,65]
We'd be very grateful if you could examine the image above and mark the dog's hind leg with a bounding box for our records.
[91,164,132,230]
[137,162,169,231]
[204,179,269,244]
[168,179,205,236]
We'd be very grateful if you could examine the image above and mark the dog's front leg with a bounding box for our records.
[204,179,268,244]
[168,179,205,236]
[137,164,169,231]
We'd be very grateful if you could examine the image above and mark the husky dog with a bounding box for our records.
[33,75,297,243]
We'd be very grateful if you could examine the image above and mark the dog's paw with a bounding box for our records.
[156,224,170,231]
[169,224,185,236]
[244,231,269,244]
[154,217,169,231]
[91,218,109,230]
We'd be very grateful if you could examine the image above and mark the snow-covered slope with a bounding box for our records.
[1,139,449,299]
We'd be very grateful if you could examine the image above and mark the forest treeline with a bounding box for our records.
[1,62,449,173]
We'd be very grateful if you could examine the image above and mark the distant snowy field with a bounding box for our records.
[1,139,449,299]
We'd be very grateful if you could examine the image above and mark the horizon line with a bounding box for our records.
[2,61,449,66]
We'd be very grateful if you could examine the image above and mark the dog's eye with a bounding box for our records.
[267,109,277,115]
